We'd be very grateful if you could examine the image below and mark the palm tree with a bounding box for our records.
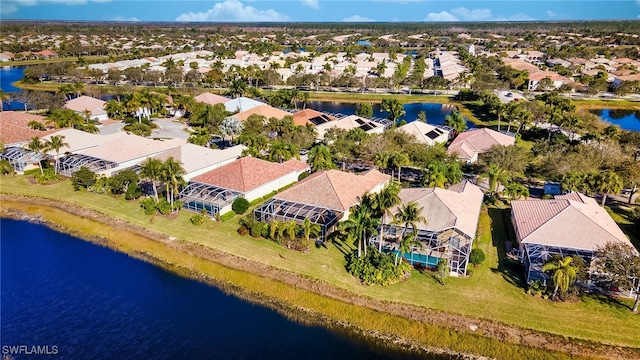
[374,182,401,251]
[104,99,124,120]
[139,158,164,201]
[307,144,336,171]
[268,141,297,163]
[284,220,299,247]
[339,194,379,258]
[162,157,186,212]
[229,79,247,98]
[480,163,511,195]
[44,135,69,174]
[302,218,321,244]
[444,111,467,135]
[503,182,529,201]
[561,172,586,193]
[381,98,406,124]
[394,201,426,237]
[542,256,578,301]
[269,219,281,241]
[396,233,423,267]
[24,137,45,175]
[594,171,624,206]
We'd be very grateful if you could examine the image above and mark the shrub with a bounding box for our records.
[0,160,15,176]
[140,198,157,215]
[250,222,265,238]
[190,214,205,225]
[71,166,97,190]
[32,167,62,184]
[125,182,142,200]
[466,264,474,277]
[156,199,172,215]
[232,197,250,214]
[346,247,409,286]
[470,248,486,266]
[298,171,310,181]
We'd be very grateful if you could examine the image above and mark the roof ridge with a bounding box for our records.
[326,171,350,210]
[521,200,571,241]
[569,200,627,241]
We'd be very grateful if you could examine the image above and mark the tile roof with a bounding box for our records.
[78,135,185,163]
[291,109,336,127]
[447,128,515,160]
[316,114,383,139]
[232,105,292,121]
[386,181,484,239]
[0,111,60,145]
[191,156,309,193]
[224,97,264,113]
[64,96,107,116]
[41,129,126,154]
[194,92,230,106]
[152,143,245,174]
[275,169,390,211]
[511,193,630,251]
[396,121,450,145]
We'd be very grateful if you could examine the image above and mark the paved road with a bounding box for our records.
[99,122,125,135]
[151,118,189,140]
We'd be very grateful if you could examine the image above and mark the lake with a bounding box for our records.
[590,108,640,131]
[0,218,450,360]
[307,101,472,127]
[1,66,26,111]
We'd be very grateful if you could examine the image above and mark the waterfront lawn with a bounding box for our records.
[2,175,640,350]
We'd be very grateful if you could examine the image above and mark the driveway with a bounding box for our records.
[151,118,190,140]
[99,122,125,135]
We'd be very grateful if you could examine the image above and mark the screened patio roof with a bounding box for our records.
[0,146,43,172]
[254,198,342,240]
[179,181,242,211]
[56,153,118,177]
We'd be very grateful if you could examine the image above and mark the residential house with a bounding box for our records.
[64,96,108,122]
[291,109,336,127]
[447,128,515,164]
[180,157,309,216]
[372,181,484,276]
[315,114,385,140]
[396,121,451,146]
[254,169,390,241]
[511,192,632,283]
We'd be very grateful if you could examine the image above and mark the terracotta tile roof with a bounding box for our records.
[386,181,484,239]
[0,111,60,145]
[78,135,185,163]
[192,157,309,193]
[194,92,230,106]
[511,193,630,251]
[316,114,383,139]
[232,105,291,121]
[291,109,336,127]
[447,128,515,160]
[275,169,390,211]
[64,96,107,116]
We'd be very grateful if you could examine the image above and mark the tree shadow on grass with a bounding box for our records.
[487,207,526,289]
[326,232,352,257]
[581,293,635,312]
[464,102,493,125]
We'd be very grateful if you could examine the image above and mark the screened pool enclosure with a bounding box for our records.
[179,181,242,217]
[0,146,43,172]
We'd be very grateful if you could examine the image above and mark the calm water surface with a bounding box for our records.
[1,219,451,360]
[308,101,472,127]
[590,108,640,131]
[1,66,26,110]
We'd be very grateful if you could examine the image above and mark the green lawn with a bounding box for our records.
[2,175,640,349]
[5,55,108,66]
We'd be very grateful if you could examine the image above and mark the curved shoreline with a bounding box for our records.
[1,195,639,360]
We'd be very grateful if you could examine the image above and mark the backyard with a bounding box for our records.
[1,175,640,352]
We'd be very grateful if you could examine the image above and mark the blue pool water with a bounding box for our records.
[1,218,450,360]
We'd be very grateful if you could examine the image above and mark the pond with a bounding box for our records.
[1,66,27,110]
[590,108,640,132]
[1,218,450,360]
[307,101,473,127]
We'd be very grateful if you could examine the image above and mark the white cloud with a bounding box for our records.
[1,0,109,16]
[343,15,374,22]
[113,16,140,22]
[546,10,557,17]
[176,0,288,22]
[301,0,318,9]
[424,11,457,22]
[451,7,492,21]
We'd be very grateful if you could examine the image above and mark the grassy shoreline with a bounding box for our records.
[0,197,604,360]
[1,176,640,359]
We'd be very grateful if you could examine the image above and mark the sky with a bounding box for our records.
[1,0,639,22]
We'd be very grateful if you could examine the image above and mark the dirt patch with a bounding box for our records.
[2,194,639,360]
